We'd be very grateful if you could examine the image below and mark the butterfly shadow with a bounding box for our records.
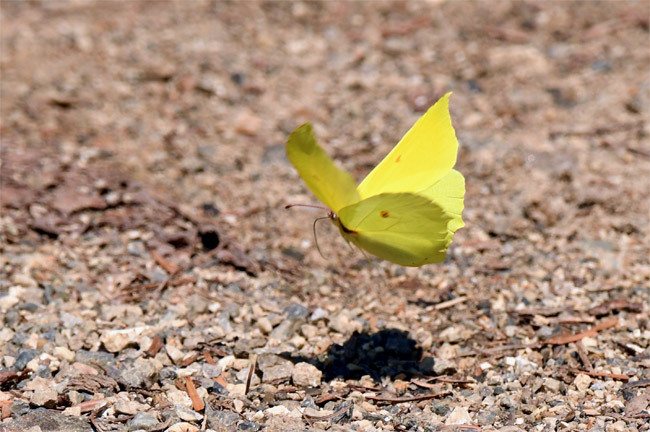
[281,328,433,382]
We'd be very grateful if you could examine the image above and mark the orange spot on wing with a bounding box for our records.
[380,210,390,218]
[395,155,401,163]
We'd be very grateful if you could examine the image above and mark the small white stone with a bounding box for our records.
[265,405,290,415]
[100,327,147,353]
[114,399,149,415]
[301,324,318,339]
[165,423,199,432]
[574,374,592,392]
[0,328,15,344]
[257,317,273,334]
[62,406,82,416]
[227,383,246,396]
[217,355,235,370]
[292,362,322,387]
[165,344,185,364]
[54,346,75,362]
[445,406,472,425]
[607,420,627,432]
[0,286,24,311]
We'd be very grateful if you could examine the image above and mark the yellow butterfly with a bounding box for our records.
[286,92,465,266]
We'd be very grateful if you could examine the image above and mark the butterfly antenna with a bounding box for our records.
[312,216,330,259]
[285,203,330,211]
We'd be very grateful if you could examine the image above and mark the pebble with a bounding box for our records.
[75,350,116,370]
[234,111,262,136]
[300,324,318,339]
[4,408,92,431]
[165,423,199,432]
[329,311,362,334]
[54,346,76,362]
[476,408,498,425]
[201,363,223,379]
[574,374,592,392]
[100,327,147,353]
[543,378,562,393]
[0,286,24,311]
[433,358,458,375]
[500,396,519,409]
[310,307,328,321]
[206,407,240,430]
[119,358,158,388]
[445,406,472,425]
[257,317,273,334]
[128,412,159,431]
[262,363,294,384]
[114,399,149,415]
[25,376,58,408]
[432,402,451,416]
[607,421,628,432]
[438,325,474,343]
[165,344,185,365]
[175,404,203,421]
[14,349,40,370]
[67,390,84,404]
[265,405,290,415]
[292,362,322,387]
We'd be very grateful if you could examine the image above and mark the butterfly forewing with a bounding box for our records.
[286,123,360,212]
[356,92,460,199]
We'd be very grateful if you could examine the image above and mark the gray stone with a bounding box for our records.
[206,404,240,430]
[14,349,40,370]
[4,408,93,432]
[233,337,266,356]
[60,312,84,329]
[432,402,451,416]
[75,350,116,370]
[127,412,159,431]
[10,398,30,416]
[201,362,223,378]
[476,409,498,426]
[262,363,294,384]
[119,357,158,388]
[284,303,309,320]
[500,396,519,409]
[175,404,203,421]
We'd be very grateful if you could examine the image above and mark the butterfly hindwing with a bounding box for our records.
[286,123,360,212]
[418,168,465,243]
[336,193,453,266]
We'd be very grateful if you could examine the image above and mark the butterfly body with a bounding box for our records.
[287,93,465,267]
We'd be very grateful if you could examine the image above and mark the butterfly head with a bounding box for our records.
[329,211,357,236]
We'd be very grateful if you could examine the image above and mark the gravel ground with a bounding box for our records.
[1,1,649,431]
